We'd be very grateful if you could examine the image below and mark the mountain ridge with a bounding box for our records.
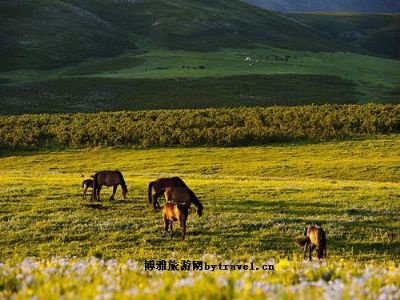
[243,0,400,13]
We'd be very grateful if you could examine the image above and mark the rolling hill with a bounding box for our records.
[0,0,399,114]
[290,13,400,59]
[0,0,345,71]
[244,0,400,13]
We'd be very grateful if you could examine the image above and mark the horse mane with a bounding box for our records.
[115,170,127,192]
[172,177,188,188]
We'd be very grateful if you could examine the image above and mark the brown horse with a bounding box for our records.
[162,202,189,241]
[82,179,93,200]
[163,186,203,217]
[161,187,203,240]
[296,225,327,261]
[91,170,127,202]
[148,177,188,210]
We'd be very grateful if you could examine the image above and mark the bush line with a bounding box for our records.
[0,104,399,149]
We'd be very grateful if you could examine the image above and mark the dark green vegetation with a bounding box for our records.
[0,75,358,115]
[0,104,399,150]
[292,13,400,59]
[0,0,341,71]
[0,0,135,71]
[244,0,400,13]
[0,136,399,260]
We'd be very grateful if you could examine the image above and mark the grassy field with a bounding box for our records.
[1,48,399,115]
[0,135,399,260]
[0,136,399,298]
[0,75,359,115]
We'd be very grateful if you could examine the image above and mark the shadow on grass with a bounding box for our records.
[83,203,109,210]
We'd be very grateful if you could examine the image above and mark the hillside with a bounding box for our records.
[0,0,344,71]
[0,0,135,71]
[291,13,400,59]
[244,0,400,13]
[0,0,399,113]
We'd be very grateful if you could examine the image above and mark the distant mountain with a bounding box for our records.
[291,13,400,59]
[243,0,400,13]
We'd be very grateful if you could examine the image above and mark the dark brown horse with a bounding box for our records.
[296,225,327,261]
[91,170,127,202]
[161,187,203,240]
[148,177,188,209]
[82,179,93,200]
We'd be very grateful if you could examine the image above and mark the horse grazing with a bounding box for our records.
[296,225,327,261]
[162,202,189,241]
[91,170,127,202]
[148,177,188,210]
[163,186,203,217]
[161,187,203,240]
[82,179,93,200]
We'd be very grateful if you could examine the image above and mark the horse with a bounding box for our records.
[163,186,203,217]
[161,187,203,240]
[82,179,93,200]
[91,170,128,202]
[162,202,189,241]
[296,225,327,261]
[148,177,188,210]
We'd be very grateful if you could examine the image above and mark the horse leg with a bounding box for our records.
[110,185,117,202]
[303,242,309,260]
[152,191,162,210]
[164,219,169,238]
[98,186,102,201]
[91,188,95,202]
[83,186,88,200]
[180,215,187,241]
[170,222,174,238]
[309,245,315,261]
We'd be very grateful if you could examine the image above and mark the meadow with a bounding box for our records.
[1,48,399,115]
[0,135,399,298]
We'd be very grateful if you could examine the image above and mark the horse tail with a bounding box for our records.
[188,189,203,217]
[115,171,127,192]
[296,237,310,247]
[148,181,154,204]
[82,180,85,189]
[92,173,99,200]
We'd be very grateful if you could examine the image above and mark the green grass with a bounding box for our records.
[1,48,399,114]
[0,75,359,115]
[0,135,399,261]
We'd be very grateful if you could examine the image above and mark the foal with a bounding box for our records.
[296,225,327,261]
[162,202,189,241]
[82,179,93,200]
[161,187,203,241]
